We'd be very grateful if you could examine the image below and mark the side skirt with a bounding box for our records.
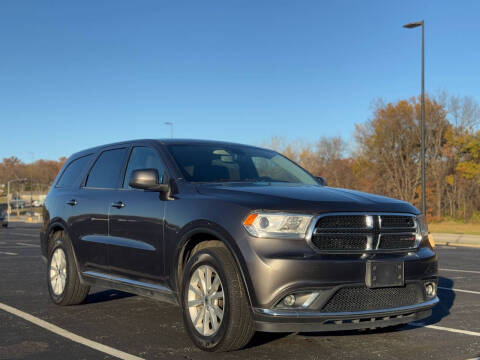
[82,271,179,306]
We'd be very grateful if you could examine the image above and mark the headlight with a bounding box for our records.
[415,214,432,248]
[243,212,314,239]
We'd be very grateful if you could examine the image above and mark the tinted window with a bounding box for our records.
[85,148,128,189]
[123,147,165,188]
[167,144,317,185]
[56,154,94,188]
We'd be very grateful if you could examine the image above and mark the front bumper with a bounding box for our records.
[236,232,439,332]
[254,297,438,332]
[240,232,438,308]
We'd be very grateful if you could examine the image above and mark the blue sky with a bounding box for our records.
[1,1,479,162]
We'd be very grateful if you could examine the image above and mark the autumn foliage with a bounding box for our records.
[263,95,480,221]
[0,156,66,195]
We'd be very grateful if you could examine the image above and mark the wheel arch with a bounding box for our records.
[172,223,255,308]
[41,219,68,259]
[42,219,86,285]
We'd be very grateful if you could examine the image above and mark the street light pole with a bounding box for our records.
[164,122,174,138]
[28,151,34,207]
[403,20,426,216]
[7,181,9,224]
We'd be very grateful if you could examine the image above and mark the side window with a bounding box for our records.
[85,148,128,189]
[56,154,94,188]
[123,147,165,188]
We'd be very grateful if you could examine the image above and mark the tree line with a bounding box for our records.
[263,94,480,221]
[0,156,66,195]
[1,93,479,221]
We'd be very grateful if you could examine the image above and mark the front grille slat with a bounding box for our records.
[312,234,368,250]
[378,234,416,249]
[322,284,424,312]
[310,214,417,252]
[315,215,368,229]
[381,215,415,228]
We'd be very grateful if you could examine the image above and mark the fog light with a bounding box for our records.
[283,294,296,306]
[425,282,436,297]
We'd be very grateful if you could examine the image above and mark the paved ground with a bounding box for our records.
[0,224,479,360]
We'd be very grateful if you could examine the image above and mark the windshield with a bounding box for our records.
[167,144,318,185]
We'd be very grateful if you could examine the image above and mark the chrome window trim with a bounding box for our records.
[305,212,420,254]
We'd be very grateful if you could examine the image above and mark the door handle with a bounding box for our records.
[66,199,78,206]
[111,201,125,209]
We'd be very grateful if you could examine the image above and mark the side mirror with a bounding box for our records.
[315,176,327,186]
[129,169,169,192]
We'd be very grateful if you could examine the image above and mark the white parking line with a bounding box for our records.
[0,302,144,360]
[0,251,18,256]
[438,286,480,295]
[16,242,40,248]
[10,232,38,237]
[439,268,480,274]
[410,322,480,337]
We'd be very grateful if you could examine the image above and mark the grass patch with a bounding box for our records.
[429,221,480,235]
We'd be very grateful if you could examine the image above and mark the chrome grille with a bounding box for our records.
[309,213,418,252]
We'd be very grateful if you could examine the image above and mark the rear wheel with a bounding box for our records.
[181,243,255,352]
[47,231,90,305]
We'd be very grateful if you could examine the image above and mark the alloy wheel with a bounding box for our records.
[187,265,225,336]
[49,248,67,295]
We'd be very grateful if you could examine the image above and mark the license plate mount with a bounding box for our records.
[366,261,404,288]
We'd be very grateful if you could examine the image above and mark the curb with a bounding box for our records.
[436,241,480,249]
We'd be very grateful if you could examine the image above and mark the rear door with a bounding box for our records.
[68,147,129,274]
[108,146,166,282]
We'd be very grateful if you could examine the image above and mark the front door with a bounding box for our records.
[108,146,166,283]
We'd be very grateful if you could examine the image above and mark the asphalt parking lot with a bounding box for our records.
[1,224,479,360]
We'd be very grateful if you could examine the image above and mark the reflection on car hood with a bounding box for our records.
[195,183,419,214]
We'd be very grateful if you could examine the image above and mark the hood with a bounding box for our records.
[195,183,419,214]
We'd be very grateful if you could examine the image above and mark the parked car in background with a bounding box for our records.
[32,200,43,207]
[10,195,25,209]
[0,211,7,228]
[41,139,438,352]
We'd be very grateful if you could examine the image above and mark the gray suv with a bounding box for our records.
[41,139,438,352]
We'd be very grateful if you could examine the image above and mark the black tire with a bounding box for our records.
[181,243,255,352]
[47,231,90,305]
[1,223,7,228]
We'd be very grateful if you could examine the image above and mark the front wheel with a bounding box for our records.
[181,244,255,352]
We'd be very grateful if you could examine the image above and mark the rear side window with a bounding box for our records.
[85,148,128,189]
[123,147,165,188]
[56,154,94,188]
